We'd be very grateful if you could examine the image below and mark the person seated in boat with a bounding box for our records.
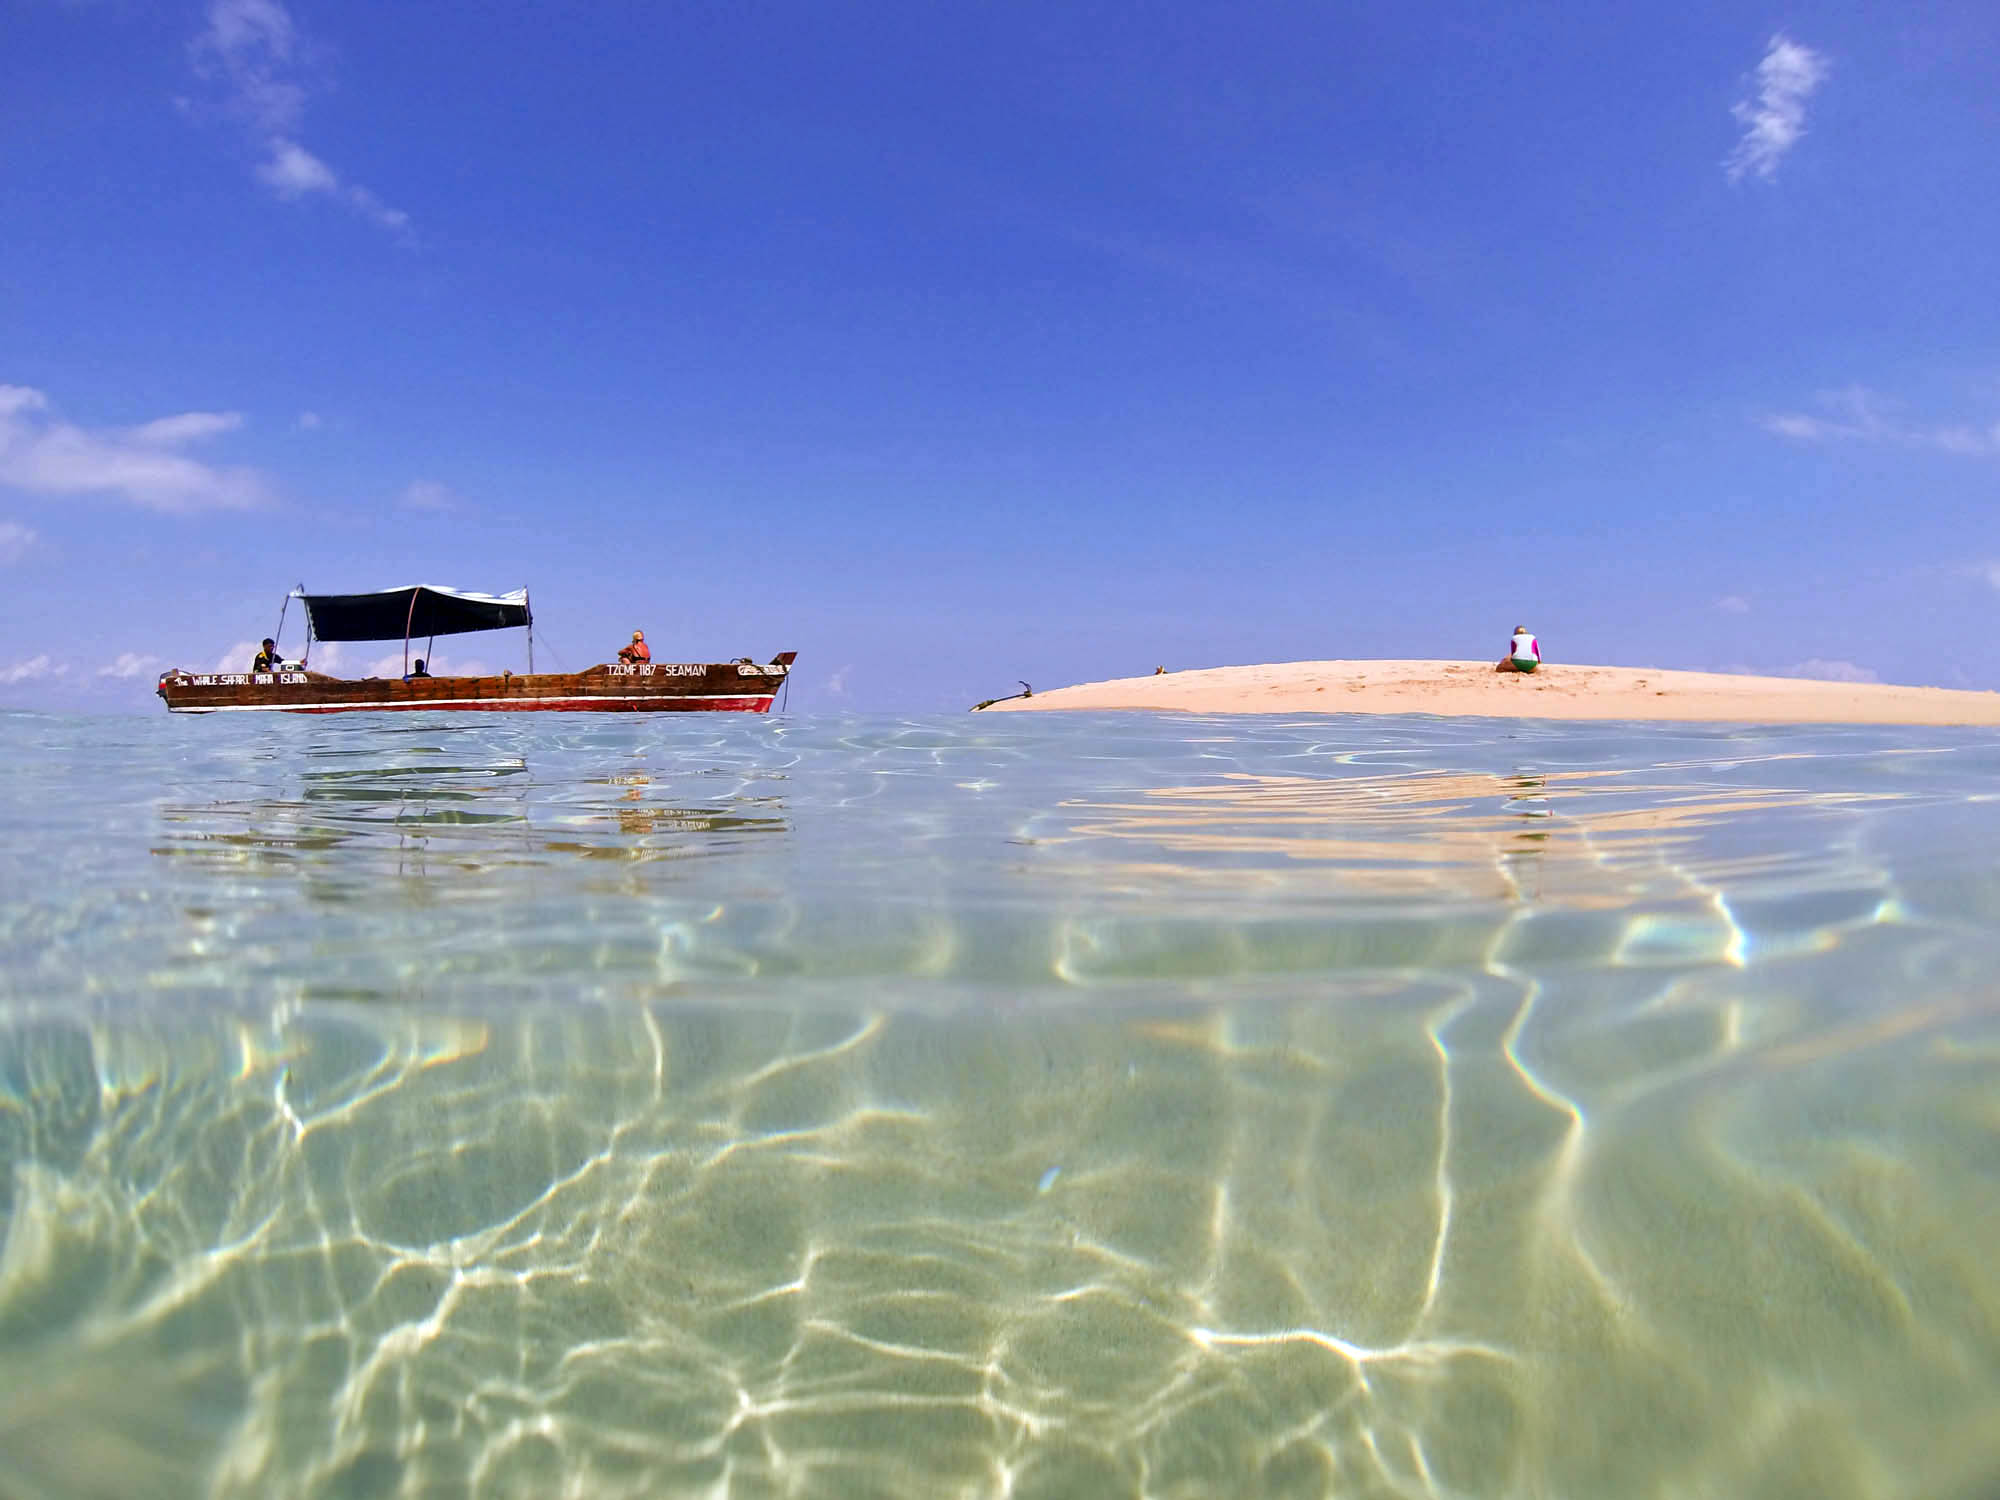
[1496,625,1541,673]
[252,638,279,673]
[618,630,651,665]
[405,659,431,680]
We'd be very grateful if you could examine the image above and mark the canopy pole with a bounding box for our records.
[525,589,534,675]
[272,588,295,661]
[404,590,419,677]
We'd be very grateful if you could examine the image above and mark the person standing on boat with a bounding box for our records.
[618,630,651,665]
[252,638,279,672]
[1497,626,1541,673]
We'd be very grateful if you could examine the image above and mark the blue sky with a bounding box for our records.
[5,0,1997,712]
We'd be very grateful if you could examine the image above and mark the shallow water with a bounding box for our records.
[2,709,1998,1498]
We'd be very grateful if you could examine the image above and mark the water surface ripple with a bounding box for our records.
[2,710,1997,1498]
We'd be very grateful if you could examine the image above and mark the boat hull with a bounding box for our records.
[158,656,796,715]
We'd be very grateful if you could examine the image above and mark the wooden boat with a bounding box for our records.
[157,584,797,715]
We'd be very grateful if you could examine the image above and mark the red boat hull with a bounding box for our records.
[157,656,796,715]
[282,694,780,714]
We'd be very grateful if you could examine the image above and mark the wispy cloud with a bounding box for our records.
[1789,658,1878,684]
[99,652,162,679]
[259,138,335,195]
[399,480,459,512]
[191,0,306,133]
[0,520,33,564]
[0,383,267,511]
[1761,386,2000,456]
[1,654,67,685]
[1726,35,1829,184]
[128,411,244,445]
[188,0,411,238]
[1715,595,1751,615]
[216,639,263,673]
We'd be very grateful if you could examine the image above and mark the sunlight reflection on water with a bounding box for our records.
[2,710,1998,1497]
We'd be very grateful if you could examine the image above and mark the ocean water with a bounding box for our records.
[2,708,1998,1499]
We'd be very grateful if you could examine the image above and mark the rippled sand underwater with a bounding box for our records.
[3,710,1999,1498]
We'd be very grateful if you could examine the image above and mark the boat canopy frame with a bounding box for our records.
[289,585,533,675]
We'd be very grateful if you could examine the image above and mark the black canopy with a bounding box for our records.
[296,585,530,642]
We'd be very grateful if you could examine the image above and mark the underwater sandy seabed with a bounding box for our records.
[2,710,1998,1497]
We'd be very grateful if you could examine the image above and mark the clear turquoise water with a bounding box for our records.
[2,709,1998,1498]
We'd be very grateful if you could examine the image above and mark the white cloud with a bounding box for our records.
[342,185,411,235]
[1762,385,1892,443]
[824,665,852,697]
[99,652,163,679]
[1715,595,1751,614]
[1762,412,1832,441]
[1962,562,2000,592]
[128,410,244,445]
[1928,425,2000,457]
[0,384,266,511]
[1,654,67,685]
[0,387,48,420]
[1726,35,1829,184]
[399,480,458,511]
[1762,385,2000,456]
[1789,658,1878,684]
[252,139,411,234]
[217,639,264,672]
[189,0,412,238]
[295,410,323,431]
[259,138,337,197]
[192,0,306,134]
[0,520,33,564]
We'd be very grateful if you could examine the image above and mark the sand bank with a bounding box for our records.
[982,660,2000,726]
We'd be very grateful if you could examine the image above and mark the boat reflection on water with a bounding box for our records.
[153,755,790,885]
[137,728,796,996]
[547,771,789,856]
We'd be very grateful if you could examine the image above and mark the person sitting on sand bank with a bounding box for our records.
[618,630,651,665]
[1497,626,1541,674]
